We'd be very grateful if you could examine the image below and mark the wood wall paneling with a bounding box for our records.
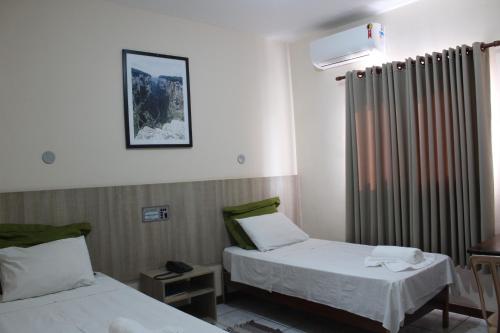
[0,175,300,282]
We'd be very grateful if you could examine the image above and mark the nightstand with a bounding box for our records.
[139,265,217,321]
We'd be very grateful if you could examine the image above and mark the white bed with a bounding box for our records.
[223,238,457,333]
[0,272,225,333]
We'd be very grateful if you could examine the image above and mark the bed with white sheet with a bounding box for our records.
[0,272,224,333]
[223,238,457,333]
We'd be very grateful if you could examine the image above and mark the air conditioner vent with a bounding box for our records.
[310,23,385,70]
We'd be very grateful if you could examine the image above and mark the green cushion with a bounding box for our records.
[0,223,91,249]
[223,197,280,250]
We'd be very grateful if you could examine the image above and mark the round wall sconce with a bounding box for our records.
[41,151,56,165]
[237,154,246,165]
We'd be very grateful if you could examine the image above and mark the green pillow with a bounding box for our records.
[0,223,91,249]
[223,197,280,250]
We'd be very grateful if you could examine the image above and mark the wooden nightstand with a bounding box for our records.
[139,265,217,321]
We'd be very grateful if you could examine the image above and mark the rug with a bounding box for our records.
[226,320,283,333]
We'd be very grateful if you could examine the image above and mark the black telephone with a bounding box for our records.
[166,261,193,274]
[153,261,193,280]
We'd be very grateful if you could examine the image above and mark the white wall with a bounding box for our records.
[289,0,500,241]
[0,0,297,193]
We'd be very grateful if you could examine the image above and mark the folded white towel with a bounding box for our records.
[371,246,424,264]
[109,318,183,333]
[364,254,435,272]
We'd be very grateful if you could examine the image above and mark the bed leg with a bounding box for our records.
[442,305,449,328]
[222,270,228,304]
[442,287,449,329]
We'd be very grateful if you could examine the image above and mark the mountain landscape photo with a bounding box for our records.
[131,67,186,141]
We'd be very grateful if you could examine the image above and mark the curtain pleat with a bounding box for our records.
[345,43,494,265]
[424,53,439,253]
[432,51,448,255]
[455,46,470,265]
[382,66,396,245]
[406,59,421,249]
[415,56,431,251]
[441,49,458,263]
[394,65,409,246]
[473,44,495,243]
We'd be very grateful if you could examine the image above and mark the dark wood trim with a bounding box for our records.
[449,303,490,319]
[467,234,500,256]
[223,270,449,333]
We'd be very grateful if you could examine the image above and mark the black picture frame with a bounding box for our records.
[122,49,192,148]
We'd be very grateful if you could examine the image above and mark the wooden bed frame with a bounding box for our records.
[223,270,449,333]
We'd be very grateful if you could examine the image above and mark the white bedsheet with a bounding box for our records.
[0,273,224,333]
[223,239,457,333]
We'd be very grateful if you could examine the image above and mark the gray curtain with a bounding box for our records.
[346,43,495,266]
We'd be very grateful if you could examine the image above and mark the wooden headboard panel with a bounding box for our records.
[0,175,300,282]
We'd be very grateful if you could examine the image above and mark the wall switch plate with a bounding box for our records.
[142,205,169,223]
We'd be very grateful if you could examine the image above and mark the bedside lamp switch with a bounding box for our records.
[142,205,169,223]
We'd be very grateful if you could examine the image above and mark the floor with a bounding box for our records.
[214,297,488,333]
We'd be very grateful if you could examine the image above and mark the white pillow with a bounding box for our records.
[236,212,309,251]
[0,236,95,302]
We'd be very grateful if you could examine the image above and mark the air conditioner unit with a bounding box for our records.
[310,23,385,70]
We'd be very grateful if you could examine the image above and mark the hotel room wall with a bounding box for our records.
[289,0,500,242]
[0,0,297,193]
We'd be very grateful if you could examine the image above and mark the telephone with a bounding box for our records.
[153,261,193,280]
[166,261,193,274]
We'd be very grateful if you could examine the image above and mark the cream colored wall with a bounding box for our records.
[0,0,297,193]
[289,0,500,241]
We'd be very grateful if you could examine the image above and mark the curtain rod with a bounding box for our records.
[335,40,500,81]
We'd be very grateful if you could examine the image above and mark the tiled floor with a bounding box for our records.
[214,297,488,333]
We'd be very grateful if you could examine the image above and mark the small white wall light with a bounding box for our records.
[237,154,246,165]
[41,151,56,165]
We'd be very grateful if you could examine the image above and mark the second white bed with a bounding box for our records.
[223,238,457,333]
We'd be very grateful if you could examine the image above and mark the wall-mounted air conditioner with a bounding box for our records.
[310,23,385,70]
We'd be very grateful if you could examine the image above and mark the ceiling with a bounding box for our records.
[107,0,418,41]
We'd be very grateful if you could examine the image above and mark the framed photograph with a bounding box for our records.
[122,49,192,148]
